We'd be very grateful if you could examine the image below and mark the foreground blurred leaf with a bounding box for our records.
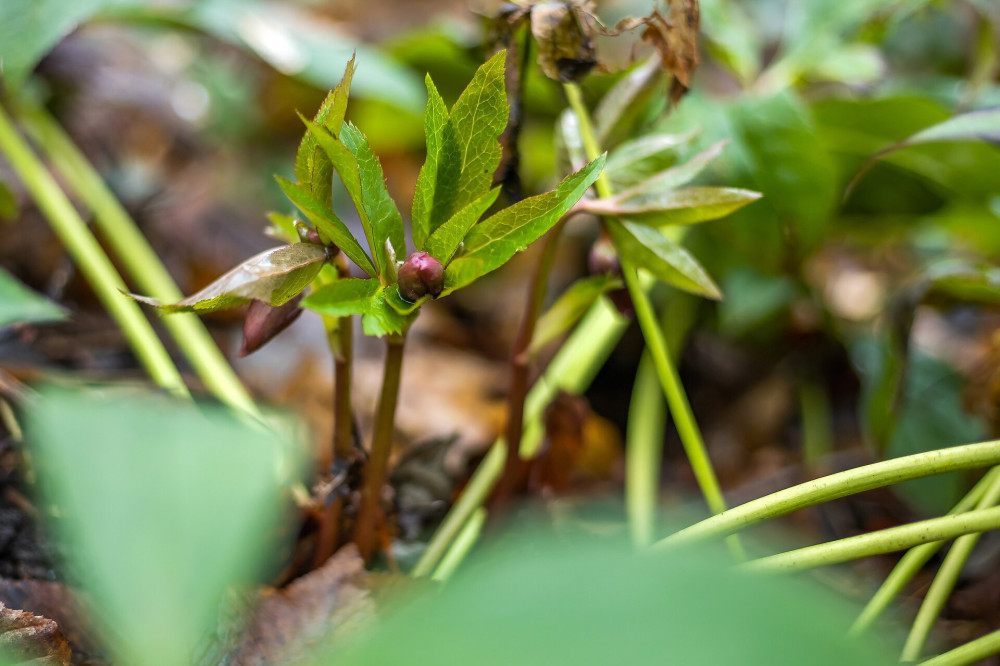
[530,275,621,353]
[607,221,721,299]
[326,530,893,665]
[444,156,605,293]
[131,244,327,313]
[0,267,67,328]
[25,386,302,666]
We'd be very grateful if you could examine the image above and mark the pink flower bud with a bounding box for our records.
[397,252,444,302]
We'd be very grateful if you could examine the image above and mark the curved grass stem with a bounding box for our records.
[917,628,1000,666]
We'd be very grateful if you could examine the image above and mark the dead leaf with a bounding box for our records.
[0,602,71,665]
[0,580,98,664]
[641,1,700,104]
[530,2,598,83]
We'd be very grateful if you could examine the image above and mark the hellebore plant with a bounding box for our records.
[135,52,604,562]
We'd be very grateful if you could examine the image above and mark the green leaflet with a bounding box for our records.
[444,155,605,293]
[604,130,697,189]
[617,141,728,198]
[266,211,298,244]
[340,123,406,268]
[412,76,454,249]
[0,266,67,328]
[304,278,412,337]
[294,56,356,203]
[604,187,762,227]
[424,187,501,264]
[130,244,328,313]
[606,220,721,299]
[529,275,621,354]
[276,176,376,276]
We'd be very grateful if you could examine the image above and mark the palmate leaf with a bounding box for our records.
[130,244,328,313]
[606,220,721,299]
[444,155,605,293]
[0,267,67,328]
[530,275,621,354]
[294,56,356,203]
[587,187,761,227]
[303,277,413,337]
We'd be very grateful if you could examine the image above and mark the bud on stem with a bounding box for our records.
[397,252,445,302]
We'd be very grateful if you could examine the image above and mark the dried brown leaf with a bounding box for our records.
[641,1,700,104]
[530,2,598,83]
[0,602,71,665]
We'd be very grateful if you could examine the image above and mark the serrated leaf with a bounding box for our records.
[424,187,501,264]
[444,155,605,293]
[604,130,698,188]
[294,56,356,203]
[303,279,412,337]
[530,275,621,354]
[588,187,761,227]
[412,76,458,249]
[130,244,327,313]
[340,123,406,267]
[606,220,720,299]
[0,267,67,328]
[385,286,430,316]
[617,141,728,198]
[446,51,507,220]
[0,178,17,221]
[362,289,414,337]
[277,177,376,276]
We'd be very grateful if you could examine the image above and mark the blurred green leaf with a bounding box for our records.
[424,188,501,265]
[617,141,728,198]
[25,385,301,666]
[718,267,797,336]
[340,123,406,266]
[604,131,698,190]
[924,259,1000,304]
[0,267,67,328]
[0,179,17,221]
[444,156,605,293]
[530,275,621,353]
[607,221,721,299]
[412,75,459,249]
[327,530,893,665]
[808,44,885,85]
[700,0,762,83]
[591,187,761,227]
[594,57,663,146]
[131,244,326,313]
[277,177,376,277]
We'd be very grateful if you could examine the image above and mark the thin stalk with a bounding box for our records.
[353,334,405,563]
[16,103,257,415]
[412,298,628,576]
[431,507,487,582]
[902,473,1000,661]
[0,103,188,397]
[565,82,736,553]
[494,219,567,507]
[917,628,1000,666]
[654,439,1000,549]
[626,351,666,547]
[850,468,995,636]
[744,506,1000,574]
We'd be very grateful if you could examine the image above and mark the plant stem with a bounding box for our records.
[655,439,1000,549]
[850,468,995,636]
[353,334,405,563]
[627,351,666,547]
[16,102,257,415]
[0,103,188,397]
[431,507,487,582]
[917,628,1000,666]
[412,298,628,576]
[494,219,567,508]
[744,505,1000,574]
[565,81,736,551]
[902,472,1000,661]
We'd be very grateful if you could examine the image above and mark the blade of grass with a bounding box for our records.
[0,103,188,398]
[431,507,486,582]
[917,628,1000,666]
[626,351,666,547]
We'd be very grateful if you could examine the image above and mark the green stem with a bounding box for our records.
[565,82,736,553]
[655,439,1000,549]
[917,628,1000,666]
[850,468,995,636]
[626,351,666,547]
[412,299,628,577]
[744,505,1000,574]
[431,507,487,582]
[902,471,1000,661]
[16,102,257,415]
[0,103,188,397]
[353,334,405,563]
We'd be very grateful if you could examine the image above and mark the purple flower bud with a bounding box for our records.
[588,234,620,277]
[397,252,444,302]
[296,223,323,246]
[239,295,304,357]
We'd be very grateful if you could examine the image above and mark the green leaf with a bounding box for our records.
[0,267,67,328]
[591,187,762,227]
[25,385,301,665]
[276,177,376,276]
[444,155,605,293]
[594,57,663,145]
[412,75,458,249]
[604,131,698,189]
[423,187,501,264]
[340,123,406,266]
[0,178,17,221]
[530,275,621,354]
[293,56,356,204]
[130,244,327,313]
[700,0,762,84]
[303,278,412,337]
[266,211,298,243]
[924,260,1000,305]
[606,220,721,299]
[617,141,728,198]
